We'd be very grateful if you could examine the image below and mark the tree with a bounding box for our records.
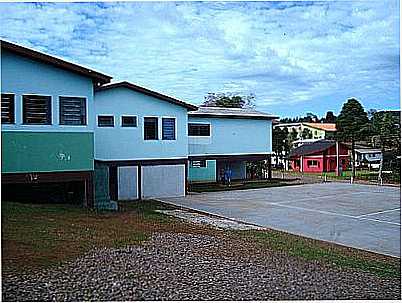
[301,128,313,139]
[272,127,290,168]
[336,98,370,178]
[323,111,336,123]
[288,128,298,143]
[371,112,400,182]
[203,92,255,108]
[305,112,319,122]
[367,108,377,121]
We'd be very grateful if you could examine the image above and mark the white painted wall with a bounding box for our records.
[142,164,185,198]
[118,166,138,200]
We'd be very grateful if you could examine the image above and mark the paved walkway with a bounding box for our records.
[161,183,401,257]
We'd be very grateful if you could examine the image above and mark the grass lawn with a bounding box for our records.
[279,169,381,181]
[1,200,217,274]
[2,200,400,279]
[235,229,401,278]
[189,178,298,193]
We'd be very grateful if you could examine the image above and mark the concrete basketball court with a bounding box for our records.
[161,183,401,257]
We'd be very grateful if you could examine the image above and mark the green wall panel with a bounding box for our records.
[188,160,216,182]
[2,131,94,173]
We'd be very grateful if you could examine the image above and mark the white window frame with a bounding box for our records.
[188,122,212,138]
[97,114,115,127]
[120,115,138,128]
[161,116,177,141]
[58,95,88,127]
[143,116,160,141]
[21,93,53,126]
[1,92,16,125]
[307,160,319,167]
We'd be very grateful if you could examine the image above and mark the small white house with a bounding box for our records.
[355,148,382,169]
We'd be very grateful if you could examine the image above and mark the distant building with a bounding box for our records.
[289,140,349,173]
[274,122,336,141]
[354,148,382,169]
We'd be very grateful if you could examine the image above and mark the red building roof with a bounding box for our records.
[289,140,340,157]
[304,123,337,132]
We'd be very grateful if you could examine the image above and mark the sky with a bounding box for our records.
[0,1,399,118]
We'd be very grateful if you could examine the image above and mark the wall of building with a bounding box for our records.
[118,166,138,200]
[94,87,188,160]
[1,50,95,173]
[142,164,186,198]
[277,123,326,140]
[305,126,326,139]
[291,144,350,173]
[2,132,93,173]
[188,117,272,156]
[1,50,95,132]
[188,160,216,182]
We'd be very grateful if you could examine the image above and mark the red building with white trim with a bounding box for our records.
[289,140,350,173]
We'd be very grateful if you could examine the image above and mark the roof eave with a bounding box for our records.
[188,113,278,120]
[95,81,198,111]
[1,40,112,85]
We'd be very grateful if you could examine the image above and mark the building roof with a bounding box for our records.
[355,148,382,154]
[289,139,336,157]
[95,81,198,111]
[188,106,278,120]
[304,123,337,132]
[274,122,337,132]
[1,40,112,85]
[274,122,301,128]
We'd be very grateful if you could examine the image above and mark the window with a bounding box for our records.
[307,160,319,167]
[162,118,176,140]
[144,117,158,140]
[121,116,137,127]
[23,95,51,125]
[98,115,114,127]
[191,160,207,168]
[1,94,15,124]
[188,123,210,136]
[59,97,86,125]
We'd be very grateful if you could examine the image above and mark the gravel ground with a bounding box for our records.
[155,209,265,230]
[2,232,401,301]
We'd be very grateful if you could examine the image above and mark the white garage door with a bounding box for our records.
[118,166,138,200]
[142,164,185,198]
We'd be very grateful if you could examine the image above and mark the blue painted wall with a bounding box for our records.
[1,49,96,173]
[1,50,95,133]
[94,87,189,160]
[188,117,272,156]
[188,160,216,182]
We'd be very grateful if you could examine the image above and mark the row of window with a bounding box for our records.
[1,94,86,125]
[2,94,212,140]
[97,115,176,140]
[97,115,138,127]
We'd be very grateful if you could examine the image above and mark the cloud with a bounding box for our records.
[0,1,399,117]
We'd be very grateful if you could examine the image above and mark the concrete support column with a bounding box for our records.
[85,171,94,208]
